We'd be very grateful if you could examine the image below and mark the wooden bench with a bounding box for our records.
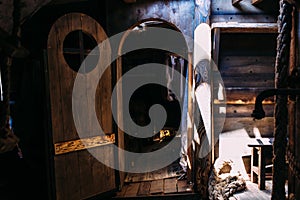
[248,138,273,190]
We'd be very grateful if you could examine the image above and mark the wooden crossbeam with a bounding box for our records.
[54,134,115,155]
[252,0,264,5]
[232,0,243,6]
[211,22,278,33]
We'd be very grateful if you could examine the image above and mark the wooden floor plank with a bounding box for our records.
[137,182,151,196]
[115,185,127,197]
[125,162,180,182]
[150,180,164,194]
[177,180,192,193]
[124,183,140,197]
[233,181,271,200]
[164,178,177,194]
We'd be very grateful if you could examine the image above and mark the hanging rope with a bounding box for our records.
[272,0,293,199]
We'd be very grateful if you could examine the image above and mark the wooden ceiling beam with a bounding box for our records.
[252,0,264,5]
[211,22,278,33]
[232,0,243,6]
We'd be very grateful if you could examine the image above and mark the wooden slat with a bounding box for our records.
[211,0,278,15]
[150,180,164,194]
[233,181,271,199]
[222,117,274,138]
[137,182,151,196]
[211,15,277,24]
[89,146,116,195]
[232,0,242,6]
[222,77,274,88]
[187,52,193,182]
[54,134,115,155]
[164,178,177,194]
[219,56,275,74]
[124,183,140,197]
[48,13,115,199]
[115,185,128,197]
[177,180,192,193]
[252,0,264,5]
[212,27,220,164]
[116,56,125,186]
[212,22,278,33]
[224,87,274,103]
[225,104,274,118]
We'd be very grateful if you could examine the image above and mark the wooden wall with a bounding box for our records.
[14,2,110,199]
[106,0,194,41]
[211,0,279,23]
[219,33,277,138]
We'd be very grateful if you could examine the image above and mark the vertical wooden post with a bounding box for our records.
[288,5,296,197]
[258,148,266,190]
[187,52,194,183]
[116,56,125,189]
[250,148,256,183]
[211,28,220,162]
[272,1,293,199]
[295,7,300,200]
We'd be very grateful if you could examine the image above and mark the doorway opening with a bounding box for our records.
[115,19,195,197]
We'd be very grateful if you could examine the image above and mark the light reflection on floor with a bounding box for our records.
[218,128,255,180]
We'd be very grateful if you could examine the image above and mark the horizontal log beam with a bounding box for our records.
[252,0,264,5]
[54,134,115,155]
[232,0,243,6]
[211,22,278,33]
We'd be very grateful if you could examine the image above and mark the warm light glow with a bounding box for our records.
[214,98,274,105]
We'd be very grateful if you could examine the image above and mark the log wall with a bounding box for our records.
[106,0,194,46]
[211,0,279,23]
[219,33,277,138]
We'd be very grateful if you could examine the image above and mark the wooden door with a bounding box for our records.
[47,13,116,200]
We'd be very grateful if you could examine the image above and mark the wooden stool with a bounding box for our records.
[248,138,273,190]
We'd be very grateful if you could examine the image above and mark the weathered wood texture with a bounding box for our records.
[252,0,264,5]
[295,8,300,200]
[232,0,243,6]
[218,33,276,139]
[288,6,300,200]
[106,0,194,50]
[222,117,274,137]
[272,1,293,199]
[211,22,278,33]
[0,0,51,34]
[219,57,275,87]
[211,0,279,15]
[47,13,115,199]
[211,0,279,23]
[116,179,195,198]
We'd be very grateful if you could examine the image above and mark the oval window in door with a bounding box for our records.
[63,30,99,73]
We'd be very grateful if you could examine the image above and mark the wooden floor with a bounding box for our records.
[114,178,280,199]
[115,161,196,199]
[114,177,196,198]
[231,180,272,200]
[232,180,289,200]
